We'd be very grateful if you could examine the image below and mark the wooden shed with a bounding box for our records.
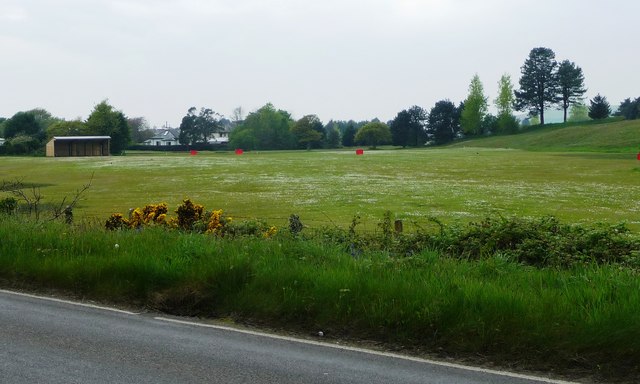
[46,136,111,157]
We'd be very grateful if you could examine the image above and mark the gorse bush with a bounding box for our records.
[106,198,276,238]
[174,199,204,230]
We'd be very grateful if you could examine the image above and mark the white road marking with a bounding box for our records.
[155,316,579,384]
[0,289,138,315]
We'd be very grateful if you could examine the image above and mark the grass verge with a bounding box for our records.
[1,216,638,382]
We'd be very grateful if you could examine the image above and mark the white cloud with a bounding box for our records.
[0,5,28,22]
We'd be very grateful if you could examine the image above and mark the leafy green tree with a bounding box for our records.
[515,47,559,125]
[85,100,131,154]
[325,124,341,149]
[341,122,357,147]
[497,114,519,134]
[3,111,43,140]
[128,117,154,144]
[229,129,257,150]
[494,74,519,134]
[426,100,460,145]
[178,107,221,145]
[28,108,61,131]
[460,74,488,136]
[46,120,89,139]
[568,102,590,122]
[3,134,42,154]
[229,103,294,150]
[354,121,391,149]
[495,74,515,117]
[2,109,59,154]
[615,97,640,120]
[291,115,324,150]
[588,94,611,120]
[481,114,498,134]
[557,60,587,123]
[390,106,427,147]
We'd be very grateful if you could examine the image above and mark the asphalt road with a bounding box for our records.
[0,289,575,384]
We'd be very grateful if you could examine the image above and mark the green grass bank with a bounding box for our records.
[1,217,638,382]
[449,118,640,153]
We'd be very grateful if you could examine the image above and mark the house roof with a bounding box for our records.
[148,129,179,141]
[51,136,111,140]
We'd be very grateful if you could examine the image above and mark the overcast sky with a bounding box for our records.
[1,0,638,128]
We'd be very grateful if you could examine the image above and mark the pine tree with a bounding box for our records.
[557,60,587,123]
[515,47,559,125]
[588,94,611,120]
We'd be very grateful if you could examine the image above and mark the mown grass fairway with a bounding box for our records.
[2,147,640,229]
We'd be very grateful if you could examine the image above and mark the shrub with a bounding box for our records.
[106,199,275,239]
[436,216,639,268]
[0,197,18,215]
[105,213,128,230]
[174,199,204,230]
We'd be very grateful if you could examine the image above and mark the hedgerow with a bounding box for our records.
[104,200,639,269]
[310,213,639,269]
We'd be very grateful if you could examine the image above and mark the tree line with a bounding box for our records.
[0,100,153,155]
[2,47,639,155]
[184,47,634,150]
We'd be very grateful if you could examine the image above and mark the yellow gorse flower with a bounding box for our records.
[263,225,278,238]
[206,209,224,234]
[106,199,274,240]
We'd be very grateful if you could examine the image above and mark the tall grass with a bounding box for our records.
[1,217,638,381]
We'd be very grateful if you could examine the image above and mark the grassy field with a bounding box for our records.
[2,147,640,231]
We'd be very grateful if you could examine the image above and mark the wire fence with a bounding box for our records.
[78,212,449,235]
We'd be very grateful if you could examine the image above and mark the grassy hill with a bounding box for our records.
[449,118,640,153]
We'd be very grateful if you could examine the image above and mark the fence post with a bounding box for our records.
[394,219,403,234]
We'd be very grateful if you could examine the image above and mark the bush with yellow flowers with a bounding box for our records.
[105,198,273,239]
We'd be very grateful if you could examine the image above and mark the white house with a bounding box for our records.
[144,129,180,146]
[207,120,232,144]
[207,131,229,144]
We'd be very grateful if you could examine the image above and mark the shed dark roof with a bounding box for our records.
[51,136,111,140]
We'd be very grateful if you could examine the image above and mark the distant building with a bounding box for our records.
[207,131,229,144]
[0,138,5,146]
[143,124,231,146]
[144,128,180,146]
[46,136,111,157]
[207,120,232,144]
